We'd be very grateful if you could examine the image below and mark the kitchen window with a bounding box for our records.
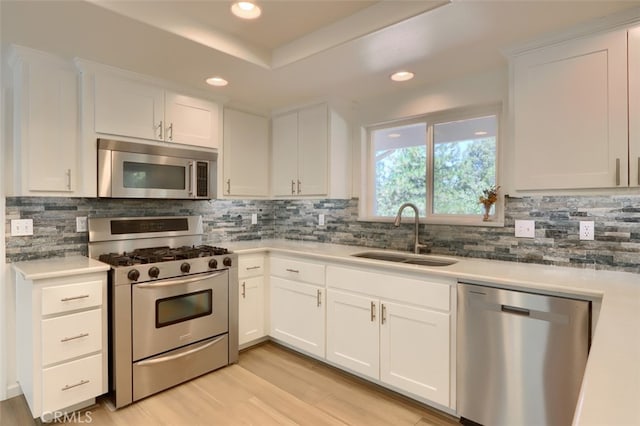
[364,105,501,225]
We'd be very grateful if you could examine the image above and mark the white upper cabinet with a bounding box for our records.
[7,46,81,196]
[629,26,640,188]
[93,72,220,149]
[94,74,164,141]
[272,103,351,198]
[512,29,629,190]
[223,109,269,196]
[297,104,328,195]
[165,92,220,149]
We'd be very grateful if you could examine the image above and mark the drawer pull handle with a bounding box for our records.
[381,304,387,324]
[61,333,89,343]
[316,289,322,307]
[370,301,376,322]
[60,294,90,302]
[615,158,621,186]
[62,379,90,391]
[246,266,261,270]
[285,268,300,273]
[242,282,246,299]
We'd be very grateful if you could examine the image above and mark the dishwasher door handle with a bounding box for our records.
[501,304,530,316]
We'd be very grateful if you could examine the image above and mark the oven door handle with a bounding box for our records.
[135,336,225,366]
[135,271,226,289]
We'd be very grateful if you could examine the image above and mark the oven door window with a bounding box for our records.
[155,289,212,328]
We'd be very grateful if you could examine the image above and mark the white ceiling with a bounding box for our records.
[2,0,639,114]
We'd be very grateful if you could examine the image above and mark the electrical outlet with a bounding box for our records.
[251,213,258,225]
[318,214,325,226]
[514,220,535,238]
[580,221,595,241]
[76,216,88,232]
[11,219,33,236]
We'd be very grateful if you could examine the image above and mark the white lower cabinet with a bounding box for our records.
[14,263,108,421]
[238,254,267,346]
[269,256,326,358]
[326,265,453,408]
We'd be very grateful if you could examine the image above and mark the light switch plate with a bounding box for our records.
[318,214,325,226]
[251,213,258,225]
[11,219,33,236]
[76,216,88,232]
[515,220,535,238]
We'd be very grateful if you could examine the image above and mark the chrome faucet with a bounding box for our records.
[393,203,428,254]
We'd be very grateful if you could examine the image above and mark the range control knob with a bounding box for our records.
[148,266,160,279]
[223,257,232,267]
[180,262,191,273]
[127,269,140,281]
[208,259,218,269]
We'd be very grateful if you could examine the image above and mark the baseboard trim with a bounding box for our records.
[5,382,22,400]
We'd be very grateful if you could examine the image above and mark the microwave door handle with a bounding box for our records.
[188,161,195,197]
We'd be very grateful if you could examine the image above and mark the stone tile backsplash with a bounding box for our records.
[5,195,640,273]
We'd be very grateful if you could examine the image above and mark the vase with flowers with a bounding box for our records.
[479,185,500,221]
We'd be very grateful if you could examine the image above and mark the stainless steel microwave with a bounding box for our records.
[97,139,217,199]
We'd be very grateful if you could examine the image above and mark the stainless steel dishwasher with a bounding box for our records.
[457,282,591,426]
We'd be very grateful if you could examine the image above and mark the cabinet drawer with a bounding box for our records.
[42,281,103,315]
[42,354,102,414]
[42,309,102,366]
[238,255,265,278]
[270,257,325,286]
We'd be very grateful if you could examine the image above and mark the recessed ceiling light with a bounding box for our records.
[231,1,261,19]
[206,76,228,87]
[388,133,401,138]
[474,131,488,136]
[390,71,414,82]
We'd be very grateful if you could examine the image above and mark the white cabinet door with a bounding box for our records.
[380,301,450,407]
[239,276,265,346]
[630,26,640,188]
[94,74,164,141]
[165,92,219,149]
[272,111,299,196]
[326,289,379,379]
[223,109,269,196]
[11,48,78,194]
[298,104,328,195]
[270,277,325,358]
[513,29,628,189]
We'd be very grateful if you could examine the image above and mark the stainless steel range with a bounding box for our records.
[88,216,238,409]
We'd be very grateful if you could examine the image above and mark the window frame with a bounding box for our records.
[361,103,503,227]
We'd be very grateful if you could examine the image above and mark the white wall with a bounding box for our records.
[352,67,509,200]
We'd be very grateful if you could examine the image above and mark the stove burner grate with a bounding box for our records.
[98,245,231,267]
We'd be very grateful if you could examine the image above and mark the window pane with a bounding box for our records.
[433,115,497,215]
[372,123,426,217]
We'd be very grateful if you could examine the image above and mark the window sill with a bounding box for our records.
[357,216,505,228]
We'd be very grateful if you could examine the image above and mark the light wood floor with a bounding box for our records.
[1,342,459,425]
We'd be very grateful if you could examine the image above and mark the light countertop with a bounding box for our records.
[228,239,640,426]
[12,255,111,280]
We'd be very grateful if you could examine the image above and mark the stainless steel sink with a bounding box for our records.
[351,251,457,267]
